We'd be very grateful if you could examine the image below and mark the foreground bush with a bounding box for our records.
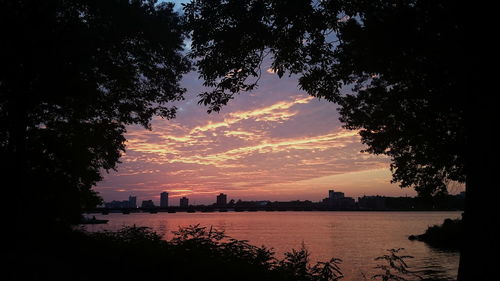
[84,224,344,281]
[10,225,419,281]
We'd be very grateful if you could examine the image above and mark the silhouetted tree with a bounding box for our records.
[183,1,488,280]
[0,0,190,226]
[184,0,464,197]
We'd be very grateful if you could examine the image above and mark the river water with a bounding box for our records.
[83,211,461,281]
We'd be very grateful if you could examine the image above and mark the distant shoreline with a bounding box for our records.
[86,208,463,215]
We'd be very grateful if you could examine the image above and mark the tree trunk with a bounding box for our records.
[6,97,29,235]
[458,164,493,280]
[457,34,493,280]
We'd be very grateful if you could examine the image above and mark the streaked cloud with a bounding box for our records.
[95,74,418,204]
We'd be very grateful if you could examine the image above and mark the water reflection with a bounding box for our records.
[84,211,460,281]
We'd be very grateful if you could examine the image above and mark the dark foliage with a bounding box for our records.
[369,248,420,281]
[0,0,190,225]
[410,218,463,251]
[183,2,495,280]
[9,224,347,281]
[184,0,465,198]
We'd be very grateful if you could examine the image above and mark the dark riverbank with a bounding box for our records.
[409,218,463,250]
[9,225,417,281]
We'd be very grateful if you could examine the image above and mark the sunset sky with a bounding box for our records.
[95,67,427,205]
[94,1,465,205]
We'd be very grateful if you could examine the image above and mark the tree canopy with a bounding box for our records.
[183,0,466,197]
[0,0,190,224]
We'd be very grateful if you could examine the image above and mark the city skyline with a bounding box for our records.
[102,189,465,209]
[103,190,349,207]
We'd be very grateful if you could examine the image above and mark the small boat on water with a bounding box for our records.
[80,216,109,224]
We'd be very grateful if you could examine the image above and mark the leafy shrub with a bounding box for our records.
[370,248,420,281]
[18,225,422,281]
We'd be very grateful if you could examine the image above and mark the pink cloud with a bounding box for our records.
[95,73,413,204]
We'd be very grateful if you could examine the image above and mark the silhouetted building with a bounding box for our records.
[339,197,356,209]
[141,200,155,208]
[160,192,169,208]
[128,196,137,208]
[104,200,120,209]
[216,193,227,206]
[329,190,345,200]
[179,197,189,208]
[103,195,140,209]
[180,197,189,208]
[105,200,134,209]
[358,195,386,210]
[323,190,355,210]
[322,197,355,210]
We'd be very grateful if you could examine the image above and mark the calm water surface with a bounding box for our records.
[84,211,460,281]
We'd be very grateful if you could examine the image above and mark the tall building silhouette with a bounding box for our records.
[160,192,169,208]
[329,190,344,200]
[128,196,137,208]
[216,193,227,206]
[325,190,354,210]
[180,197,189,208]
